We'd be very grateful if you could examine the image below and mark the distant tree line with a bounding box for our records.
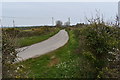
[55,20,70,27]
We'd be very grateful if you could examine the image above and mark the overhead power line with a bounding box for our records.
[1,16,53,19]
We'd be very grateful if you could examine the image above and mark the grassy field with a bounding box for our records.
[4,25,119,78]
[17,30,59,47]
[17,28,60,47]
[17,29,95,78]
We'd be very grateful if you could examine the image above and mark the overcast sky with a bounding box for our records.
[1,0,120,2]
[1,2,118,27]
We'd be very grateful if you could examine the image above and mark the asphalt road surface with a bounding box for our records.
[16,29,69,62]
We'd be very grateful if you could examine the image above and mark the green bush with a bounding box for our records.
[75,23,120,78]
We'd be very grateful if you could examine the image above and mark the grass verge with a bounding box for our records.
[16,29,95,78]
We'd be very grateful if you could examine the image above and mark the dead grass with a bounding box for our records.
[48,55,60,67]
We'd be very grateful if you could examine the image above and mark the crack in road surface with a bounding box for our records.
[16,29,69,62]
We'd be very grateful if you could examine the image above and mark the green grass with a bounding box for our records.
[17,29,95,78]
[17,30,59,47]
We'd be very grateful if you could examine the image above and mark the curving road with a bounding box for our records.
[16,29,69,62]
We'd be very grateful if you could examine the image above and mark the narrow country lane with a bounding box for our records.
[16,29,69,62]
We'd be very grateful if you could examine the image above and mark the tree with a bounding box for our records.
[55,20,63,27]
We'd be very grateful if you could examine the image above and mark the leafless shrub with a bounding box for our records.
[2,28,29,78]
[85,9,105,25]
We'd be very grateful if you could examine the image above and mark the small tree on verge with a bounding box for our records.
[56,20,63,27]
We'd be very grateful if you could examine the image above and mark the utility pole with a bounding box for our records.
[52,17,54,26]
[118,1,120,27]
[13,20,15,27]
[68,17,70,25]
[0,19,3,27]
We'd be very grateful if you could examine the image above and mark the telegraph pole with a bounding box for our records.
[118,1,120,27]
[13,20,15,27]
[68,17,70,25]
[52,17,54,26]
[0,19,2,27]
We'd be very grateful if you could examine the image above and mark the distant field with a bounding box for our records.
[3,27,60,48]
[17,30,59,47]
